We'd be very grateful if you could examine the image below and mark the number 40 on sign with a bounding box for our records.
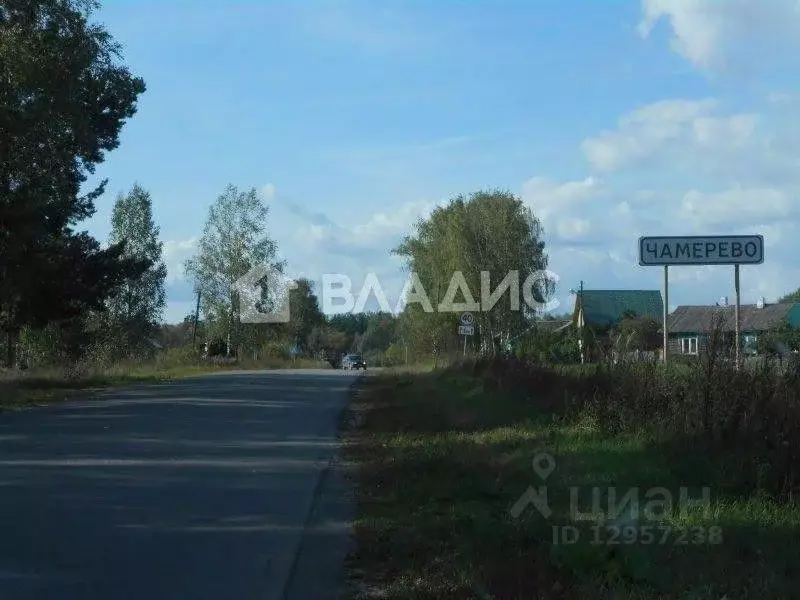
[459,311,475,336]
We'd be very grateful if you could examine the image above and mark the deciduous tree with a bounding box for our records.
[184,184,283,356]
[393,189,551,358]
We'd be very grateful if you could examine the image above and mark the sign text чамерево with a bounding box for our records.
[639,235,764,266]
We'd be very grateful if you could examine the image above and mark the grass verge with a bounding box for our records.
[343,366,800,599]
[0,356,325,409]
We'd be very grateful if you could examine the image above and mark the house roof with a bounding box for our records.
[667,303,798,334]
[574,290,663,326]
[536,318,572,332]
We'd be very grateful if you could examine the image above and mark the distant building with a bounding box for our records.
[667,301,800,356]
[570,289,663,362]
[572,289,664,328]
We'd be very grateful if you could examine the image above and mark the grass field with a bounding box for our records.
[344,366,800,599]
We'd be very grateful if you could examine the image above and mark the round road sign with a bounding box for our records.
[460,311,474,326]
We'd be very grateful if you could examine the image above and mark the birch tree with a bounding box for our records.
[184,184,283,356]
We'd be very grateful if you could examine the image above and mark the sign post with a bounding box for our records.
[638,235,764,369]
[734,264,741,370]
[663,266,668,365]
[459,311,475,358]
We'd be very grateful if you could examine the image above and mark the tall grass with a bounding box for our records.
[469,344,800,502]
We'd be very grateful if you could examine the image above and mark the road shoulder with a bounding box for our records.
[280,374,364,599]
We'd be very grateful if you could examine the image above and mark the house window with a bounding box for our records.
[680,337,698,355]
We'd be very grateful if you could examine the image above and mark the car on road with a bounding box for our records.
[341,353,367,370]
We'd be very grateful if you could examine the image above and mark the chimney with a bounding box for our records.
[757,297,765,309]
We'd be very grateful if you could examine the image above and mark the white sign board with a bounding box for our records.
[458,325,474,336]
[639,235,764,266]
[459,311,474,326]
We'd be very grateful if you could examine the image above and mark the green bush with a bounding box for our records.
[158,346,200,367]
[384,344,406,366]
[260,340,289,359]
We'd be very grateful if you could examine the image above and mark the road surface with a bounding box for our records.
[0,369,360,599]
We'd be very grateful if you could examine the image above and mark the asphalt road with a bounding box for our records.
[0,369,361,600]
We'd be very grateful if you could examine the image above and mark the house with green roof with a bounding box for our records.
[572,289,664,328]
[569,289,664,362]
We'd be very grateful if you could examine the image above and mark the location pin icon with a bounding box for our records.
[532,453,555,480]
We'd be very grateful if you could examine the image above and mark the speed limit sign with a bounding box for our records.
[460,311,474,326]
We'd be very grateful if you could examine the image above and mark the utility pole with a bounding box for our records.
[734,264,741,370]
[578,280,585,364]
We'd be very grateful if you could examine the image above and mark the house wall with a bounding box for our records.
[668,334,706,356]
[669,331,761,356]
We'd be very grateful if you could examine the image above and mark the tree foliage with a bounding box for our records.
[1,0,147,365]
[106,184,167,354]
[184,184,283,355]
[511,320,579,363]
[285,278,325,349]
[393,189,551,358]
[756,319,800,355]
[610,314,661,353]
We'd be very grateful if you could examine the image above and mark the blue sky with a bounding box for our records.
[83,0,800,323]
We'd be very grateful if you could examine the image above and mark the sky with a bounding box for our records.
[82,0,800,323]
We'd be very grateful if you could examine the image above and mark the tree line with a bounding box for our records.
[2,1,573,373]
[0,1,400,370]
[2,1,149,368]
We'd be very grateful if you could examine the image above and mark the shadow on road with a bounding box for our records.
[0,371,357,600]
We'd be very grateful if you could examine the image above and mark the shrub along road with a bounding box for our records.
[0,369,360,599]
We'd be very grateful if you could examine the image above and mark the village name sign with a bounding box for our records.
[638,235,764,368]
[639,235,764,266]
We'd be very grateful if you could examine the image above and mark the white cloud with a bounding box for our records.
[287,198,442,255]
[555,218,591,239]
[261,183,277,201]
[351,200,437,244]
[527,84,800,308]
[581,98,757,172]
[638,0,800,71]
[678,187,793,228]
[692,114,757,148]
[162,237,197,282]
[521,176,600,221]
